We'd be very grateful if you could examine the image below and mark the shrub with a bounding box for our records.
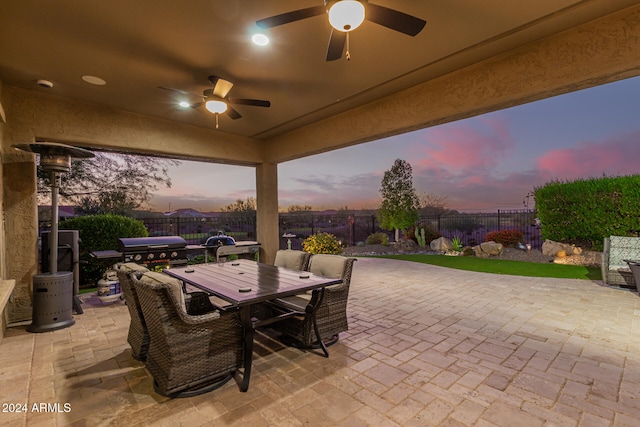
[302,232,343,255]
[535,175,640,250]
[451,236,463,251]
[484,229,524,248]
[366,232,389,246]
[60,214,148,286]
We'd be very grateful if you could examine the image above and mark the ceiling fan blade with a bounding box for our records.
[226,106,242,120]
[190,102,204,109]
[208,76,234,98]
[228,98,270,108]
[326,29,346,61]
[256,5,325,29]
[366,3,426,36]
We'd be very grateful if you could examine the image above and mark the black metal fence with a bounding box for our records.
[42,209,541,250]
[278,209,542,250]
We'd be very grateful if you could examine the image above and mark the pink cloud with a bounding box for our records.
[412,116,514,173]
[537,133,640,180]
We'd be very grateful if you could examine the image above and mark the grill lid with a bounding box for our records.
[204,232,236,247]
[118,236,187,251]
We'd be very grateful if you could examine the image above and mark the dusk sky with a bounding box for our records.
[149,76,640,213]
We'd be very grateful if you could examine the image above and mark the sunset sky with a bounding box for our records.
[149,76,640,213]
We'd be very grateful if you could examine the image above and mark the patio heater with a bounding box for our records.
[13,142,94,332]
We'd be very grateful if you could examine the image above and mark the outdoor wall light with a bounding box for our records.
[328,0,365,32]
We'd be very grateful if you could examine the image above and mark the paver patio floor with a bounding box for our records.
[1,257,639,426]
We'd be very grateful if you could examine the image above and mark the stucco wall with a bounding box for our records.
[1,83,39,322]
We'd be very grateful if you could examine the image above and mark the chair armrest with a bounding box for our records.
[178,306,240,327]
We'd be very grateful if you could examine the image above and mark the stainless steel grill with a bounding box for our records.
[118,236,188,267]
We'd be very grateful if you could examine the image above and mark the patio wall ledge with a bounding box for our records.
[0,279,15,344]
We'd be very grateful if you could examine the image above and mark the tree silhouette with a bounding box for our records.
[37,152,179,215]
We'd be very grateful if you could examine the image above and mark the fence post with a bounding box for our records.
[371,215,375,234]
[497,209,501,231]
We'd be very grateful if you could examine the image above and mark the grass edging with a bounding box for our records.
[372,254,602,280]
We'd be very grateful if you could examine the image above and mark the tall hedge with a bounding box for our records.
[534,175,640,250]
[60,214,148,286]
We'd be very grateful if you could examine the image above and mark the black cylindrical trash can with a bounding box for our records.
[28,271,75,333]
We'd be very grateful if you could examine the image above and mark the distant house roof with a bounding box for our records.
[38,205,77,221]
[164,208,207,217]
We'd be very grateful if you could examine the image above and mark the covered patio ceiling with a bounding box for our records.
[2,0,640,164]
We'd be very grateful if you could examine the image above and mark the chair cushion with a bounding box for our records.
[309,254,346,279]
[117,262,150,273]
[274,250,307,271]
[309,254,346,290]
[140,271,185,310]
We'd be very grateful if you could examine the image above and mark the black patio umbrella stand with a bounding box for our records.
[13,142,94,332]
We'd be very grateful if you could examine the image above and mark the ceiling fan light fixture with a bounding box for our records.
[252,33,270,46]
[205,97,228,114]
[328,0,365,32]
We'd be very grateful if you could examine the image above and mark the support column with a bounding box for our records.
[255,163,279,264]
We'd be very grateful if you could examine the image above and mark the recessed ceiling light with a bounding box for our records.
[81,75,106,86]
[178,101,190,108]
[252,33,269,46]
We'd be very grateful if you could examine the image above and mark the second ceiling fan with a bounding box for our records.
[160,76,270,128]
[256,0,426,61]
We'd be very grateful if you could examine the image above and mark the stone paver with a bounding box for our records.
[1,257,639,426]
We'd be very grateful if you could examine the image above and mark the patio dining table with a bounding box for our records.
[164,259,342,391]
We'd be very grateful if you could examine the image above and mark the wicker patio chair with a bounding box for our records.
[274,249,311,271]
[267,254,356,352]
[117,264,217,362]
[116,263,151,361]
[132,274,244,397]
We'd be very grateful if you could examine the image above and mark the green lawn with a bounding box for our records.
[375,254,602,280]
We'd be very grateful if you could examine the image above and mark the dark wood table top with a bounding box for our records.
[164,259,342,307]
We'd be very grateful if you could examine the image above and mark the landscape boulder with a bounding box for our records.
[541,239,582,257]
[474,241,503,258]
[430,236,453,253]
[396,238,419,252]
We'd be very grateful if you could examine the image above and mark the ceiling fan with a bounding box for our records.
[256,0,426,61]
[159,76,270,128]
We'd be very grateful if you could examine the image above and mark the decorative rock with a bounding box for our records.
[553,250,602,266]
[556,250,566,258]
[462,246,475,256]
[474,241,504,258]
[430,236,453,253]
[541,239,582,257]
[395,238,419,252]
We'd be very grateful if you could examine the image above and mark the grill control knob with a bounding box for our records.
[160,252,167,259]
[171,251,178,258]
[134,254,142,261]
[147,253,155,260]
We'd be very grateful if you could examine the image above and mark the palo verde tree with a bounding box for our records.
[377,159,420,241]
[37,151,180,215]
